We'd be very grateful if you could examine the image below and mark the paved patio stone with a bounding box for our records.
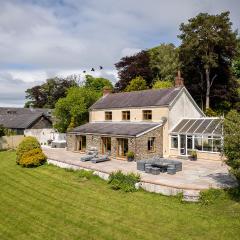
[43,147,238,191]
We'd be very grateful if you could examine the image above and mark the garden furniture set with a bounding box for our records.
[137,157,182,175]
[80,148,110,163]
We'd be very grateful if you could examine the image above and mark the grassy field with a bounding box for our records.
[0,151,240,240]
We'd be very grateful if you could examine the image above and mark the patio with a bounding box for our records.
[43,147,237,193]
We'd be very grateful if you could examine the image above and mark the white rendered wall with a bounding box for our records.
[24,128,55,145]
[169,91,204,130]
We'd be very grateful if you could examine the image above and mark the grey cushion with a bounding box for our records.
[81,152,97,162]
[91,154,110,163]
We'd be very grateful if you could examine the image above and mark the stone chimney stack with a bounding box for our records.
[103,87,112,97]
[175,70,184,87]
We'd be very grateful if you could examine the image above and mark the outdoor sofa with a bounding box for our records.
[80,148,98,162]
[137,157,182,173]
[91,153,110,163]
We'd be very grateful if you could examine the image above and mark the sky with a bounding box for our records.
[0,0,239,107]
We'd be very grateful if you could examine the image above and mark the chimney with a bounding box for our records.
[103,87,112,97]
[175,70,184,87]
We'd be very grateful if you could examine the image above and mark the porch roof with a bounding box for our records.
[171,118,223,136]
[69,122,162,137]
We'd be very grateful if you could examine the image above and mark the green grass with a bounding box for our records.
[0,151,240,240]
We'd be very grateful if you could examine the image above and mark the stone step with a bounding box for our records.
[182,190,200,202]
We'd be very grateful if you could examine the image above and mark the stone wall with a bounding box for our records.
[67,126,163,161]
[134,126,163,161]
[67,134,76,151]
[86,135,101,151]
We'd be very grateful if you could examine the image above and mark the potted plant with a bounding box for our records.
[190,150,197,161]
[126,151,134,162]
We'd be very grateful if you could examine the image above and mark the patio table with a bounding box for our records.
[152,162,169,172]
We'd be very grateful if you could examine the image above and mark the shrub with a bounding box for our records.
[19,148,46,167]
[200,188,225,205]
[16,137,40,164]
[224,110,240,183]
[126,151,134,158]
[78,170,95,179]
[190,150,197,158]
[0,124,6,137]
[108,170,140,192]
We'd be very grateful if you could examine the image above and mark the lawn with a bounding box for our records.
[0,151,240,240]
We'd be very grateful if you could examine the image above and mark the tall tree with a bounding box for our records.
[224,110,240,183]
[148,43,179,82]
[115,50,153,91]
[152,80,173,89]
[84,75,113,92]
[125,76,148,92]
[179,12,238,110]
[54,87,100,132]
[25,75,78,108]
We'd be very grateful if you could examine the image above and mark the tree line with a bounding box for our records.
[25,11,240,133]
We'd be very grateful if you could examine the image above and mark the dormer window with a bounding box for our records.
[143,110,152,121]
[105,111,112,121]
[122,111,130,121]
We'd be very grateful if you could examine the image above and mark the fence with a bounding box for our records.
[0,135,25,150]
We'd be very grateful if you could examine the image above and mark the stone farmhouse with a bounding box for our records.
[67,74,223,161]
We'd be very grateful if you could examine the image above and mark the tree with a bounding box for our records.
[115,50,153,91]
[54,87,100,132]
[84,75,113,92]
[179,12,238,110]
[152,80,173,89]
[25,75,78,108]
[0,124,5,137]
[125,76,148,92]
[148,43,179,82]
[224,110,240,183]
[232,38,240,79]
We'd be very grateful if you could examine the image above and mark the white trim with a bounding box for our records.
[192,119,205,134]
[202,119,214,134]
[178,119,191,133]
[212,120,221,135]
[169,117,221,133]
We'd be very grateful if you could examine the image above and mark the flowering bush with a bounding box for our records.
[16,136,41,164]
[19,148,46,168]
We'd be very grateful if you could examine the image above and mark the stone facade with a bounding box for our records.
[86,135,101,151]
[134,126,163,160]
[66,134,76,151]
[67,126,163,161]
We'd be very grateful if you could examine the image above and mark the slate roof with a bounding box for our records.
[69,122,162,137]
[0,107,52,117]
[171,118,223,136]
[0,107,52,129]
[90,87,182,110]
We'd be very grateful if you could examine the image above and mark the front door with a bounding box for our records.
[180,135,186,155]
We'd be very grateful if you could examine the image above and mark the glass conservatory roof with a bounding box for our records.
[171,118,223,136]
